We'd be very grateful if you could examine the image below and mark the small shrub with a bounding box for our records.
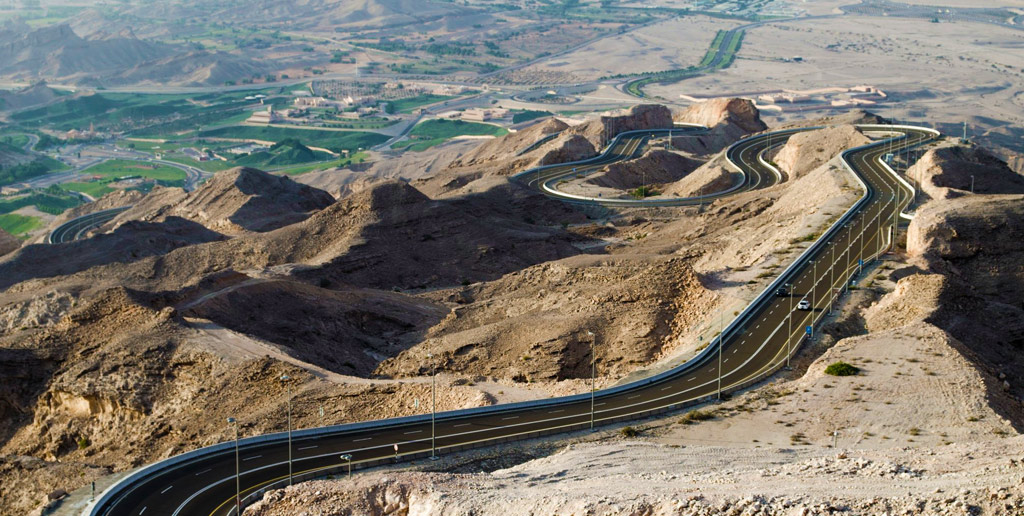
[824,362,860,377]
[908,427,921,436]
[620,426,640,437]
[76,436,90,450]
[680,409,715,425]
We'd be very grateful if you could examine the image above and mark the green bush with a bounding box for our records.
[680,409,715,425]
[76,435,90,450]
[824,362,860,377]
[620,426,640,438]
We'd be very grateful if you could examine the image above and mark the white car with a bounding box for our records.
[797,299,811,311]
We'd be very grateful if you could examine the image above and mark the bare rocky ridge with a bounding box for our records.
[773,125,871,179]
[672,97,768,155]
[7,107,1023,515]
[244,135,1024,516]
[106,167,336,235]
[0,217,227,290]
[376,256,715,382]
[907,143,1024,199]
[584,149,703,191]
[184,279,448,377]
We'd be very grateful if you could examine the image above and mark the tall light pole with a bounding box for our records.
[587,330,596,431]
[280,374,293,486]
[829,241,836,315]
[340,454,352,479]
[427,350,438,460]
[786,282,793,368]
[811,259,817,316]
[717,310,724,399]
[227,417,240,516]
[845,220,853,291]
[970,175,975,194]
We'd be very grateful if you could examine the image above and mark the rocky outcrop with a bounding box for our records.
[570,104,675,149]
[0,217,227,290]
[907,194,1024,306]
[773,125,870,180]
[0,230,19,258]
[585,149,702,190]
[906,144,1024,200]
[673,98,767,154]
[108,167,335,235]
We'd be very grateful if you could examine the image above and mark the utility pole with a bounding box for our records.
[280,375,293,486]
[970,175,975,194]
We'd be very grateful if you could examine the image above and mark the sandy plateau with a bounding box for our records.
[2,99,1024,516]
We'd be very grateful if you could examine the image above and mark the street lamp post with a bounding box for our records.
[427,351,438,460]
[587,331,596,432]
[970,175,975,194]
[786,283,793,368]
[717,310,724,399]
[227,417,240,516]
[340,454,352,479]
[280,374,293,486]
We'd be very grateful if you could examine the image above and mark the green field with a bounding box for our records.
[393,119,508,152]
[625,29,744,98]
[82,159,186,182]
[59,182,115,199]
[387,94,458,114]
[0,189,81,216]
[197,126,389,153]
[512,110,554,124]
[0,213,42,238]
[276,151,369,176]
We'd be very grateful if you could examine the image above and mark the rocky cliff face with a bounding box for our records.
[773,125,870,180]
[673,98,767,154]
[108,167,335,235]
[570,104,675,150]
[906,144,1024,200]
[585,149,702,191]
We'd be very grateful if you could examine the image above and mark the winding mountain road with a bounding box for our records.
[87,123,938,516]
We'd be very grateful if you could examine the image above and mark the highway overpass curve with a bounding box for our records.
[91,125,937,516]
[514,126,812,207]
[47,207,131,244]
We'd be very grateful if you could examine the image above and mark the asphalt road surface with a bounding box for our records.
[47,207,131,244]
[91,125,936,516]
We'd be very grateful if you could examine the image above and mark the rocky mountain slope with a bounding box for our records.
[673,97,768,155]
[773,125,871,179]
[584,149,703,191]
[9,107,1023,515]
[107,167,335,235]
[907,143,1024,199]
[240,136,1024,516]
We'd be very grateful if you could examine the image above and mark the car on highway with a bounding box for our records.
[797,299,811,311]
[775,286,789,297]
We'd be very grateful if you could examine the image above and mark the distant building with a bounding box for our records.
[247,105,280,124]
[461,107,508,122]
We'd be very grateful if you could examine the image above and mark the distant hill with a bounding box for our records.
[0,23,268,87]
[0,82,63,112]
[157,0,472,30]
[234,139,333,168]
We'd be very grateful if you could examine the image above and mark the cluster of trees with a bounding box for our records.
[0,160,51,187]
